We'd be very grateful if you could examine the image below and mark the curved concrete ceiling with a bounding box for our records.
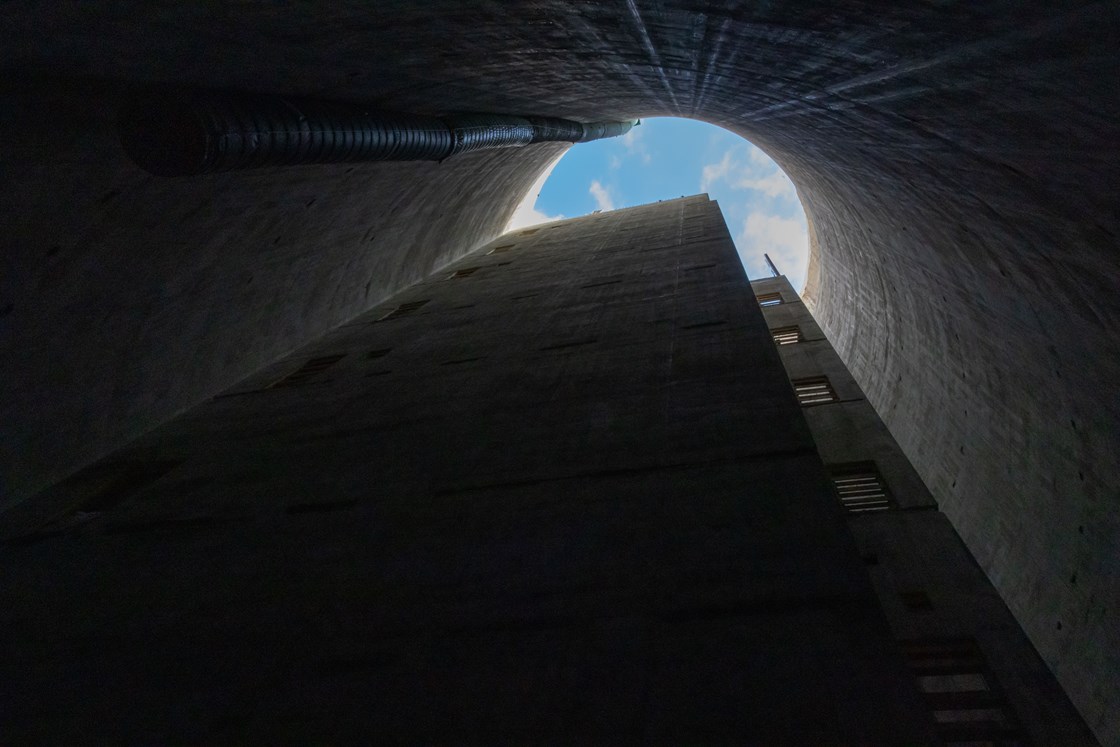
[2,2,1117,739]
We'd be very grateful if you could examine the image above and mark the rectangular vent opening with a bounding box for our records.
[448,267,480,279]
[830,462,893,513]
[378,299,429,321]
[367,348,391,359]
[488,244,516,254]
[684,263,717,271]
[792,376,838,406]
[269,354,345,388]
[902,639,989,677]
[757,292,783,307]
[772,325,802,345]
[899,639,1023,744]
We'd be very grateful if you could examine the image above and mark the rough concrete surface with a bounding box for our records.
[1,199,936,742]
[1,3,1117,741]
[755,274,1096,744]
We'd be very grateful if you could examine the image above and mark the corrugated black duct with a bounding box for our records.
[443,114,536,156]
[525,116,588,143]
[119,90,636,176]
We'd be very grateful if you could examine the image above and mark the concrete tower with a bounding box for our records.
[2,4,1117,742]
[0,197,1094,743]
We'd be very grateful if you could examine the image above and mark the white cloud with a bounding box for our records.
[700,150,734,192]
[589,180,615,211]
[507,153,566,230]
[609,155,622,170]
[699,142,807,289]
[733,170,796,200]
[621,126,652,165]
[737,212,809,291]
[748,146,773,166]
[699,145,797,201]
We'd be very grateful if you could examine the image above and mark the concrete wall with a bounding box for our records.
[0,199,937,742]
[0,77,566,507]
[754,275,1097,744]
[2,3,1117,740]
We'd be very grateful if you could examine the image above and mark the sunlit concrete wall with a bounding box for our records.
[1,3,1117,740]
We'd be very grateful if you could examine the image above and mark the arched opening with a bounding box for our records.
[1,4,1116,739]
[508,118,810,290]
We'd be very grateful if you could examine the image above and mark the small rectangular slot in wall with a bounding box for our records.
[792,376,838,406]
[772,325,801,345]
[681,320,727,330]
[488,244,516,254]
[539,338,597,351]
[520,228,540,235]
[684,263,716,271]
[367,348,391,359]
[898,638,1024,744]
[78,461,183,513]
[103,515,217,535]
[377,299,429,321]
[269,354,345,388]
[581,279,622,289]
[757,292,783,307]
[447,267,480,279]
[830,462,893,512]
[903,639,989,679]
[7,460,184,545]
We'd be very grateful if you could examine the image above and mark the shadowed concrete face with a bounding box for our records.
[0,198,943,743]
[1,2,1117,740]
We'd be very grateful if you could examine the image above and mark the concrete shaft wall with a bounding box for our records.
[753,275,1097,744]
[0,199,936,742]
[1,3,1117,740]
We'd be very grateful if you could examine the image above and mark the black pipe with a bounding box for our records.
[443,113,535,156]
[119,90,636,176]
[525,116,587,143]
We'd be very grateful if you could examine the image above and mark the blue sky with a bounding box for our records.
[507,117,809,290]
